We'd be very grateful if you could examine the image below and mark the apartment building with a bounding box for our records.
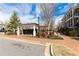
[61,4,79,29]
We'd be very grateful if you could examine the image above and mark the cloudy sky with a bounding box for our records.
[54,3,75,25]
[0,3,76,24]
[0,3,39,24]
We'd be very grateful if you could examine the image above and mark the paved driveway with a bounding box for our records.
[0,39,45,56]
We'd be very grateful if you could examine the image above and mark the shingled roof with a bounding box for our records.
[19,23,48,30]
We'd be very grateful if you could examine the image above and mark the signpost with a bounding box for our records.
[38,16,40,38]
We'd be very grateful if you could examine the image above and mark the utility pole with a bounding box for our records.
[38,16,40,38]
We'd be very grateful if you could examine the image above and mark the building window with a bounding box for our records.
[70,19,72,27]
[74,8,79,16]
[68,20,70,27]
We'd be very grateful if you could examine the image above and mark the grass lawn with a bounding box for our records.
[52,45,76,56]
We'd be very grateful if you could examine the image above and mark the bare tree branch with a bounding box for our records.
[39,3,55,34]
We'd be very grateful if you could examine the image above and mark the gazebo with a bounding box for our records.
[17,23,38,36]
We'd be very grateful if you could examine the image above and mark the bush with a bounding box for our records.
[36,31,47,37]
[58,28,79,37]
[69,29,79,37]
[69,30,77,36]
[37,31,54,37]
[55,27,79,37]
[40,32,46,37]
[47,32,54,38]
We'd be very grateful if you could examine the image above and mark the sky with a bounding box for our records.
[54,3,75,26]
[0,3,39,24]
[0,3,76,25]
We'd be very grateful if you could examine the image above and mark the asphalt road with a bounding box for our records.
[0,39,45,56]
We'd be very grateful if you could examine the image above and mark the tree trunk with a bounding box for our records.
[47,19,51,35]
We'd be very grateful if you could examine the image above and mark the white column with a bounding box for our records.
[17,27,20,36]
[33,25,36,36]
[21,28,24,35]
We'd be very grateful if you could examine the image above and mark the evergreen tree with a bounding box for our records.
[7,12,21,32]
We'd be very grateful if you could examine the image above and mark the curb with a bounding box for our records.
[44,43,55,56]
[44,43,51,56]
[50,44,55,56]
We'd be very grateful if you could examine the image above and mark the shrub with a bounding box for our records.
[40,32,46,37]
[69,29,78,37]
[36,31,47,37]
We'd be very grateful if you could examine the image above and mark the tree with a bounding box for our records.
[6,12,21,32]
[39,3,55,35]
